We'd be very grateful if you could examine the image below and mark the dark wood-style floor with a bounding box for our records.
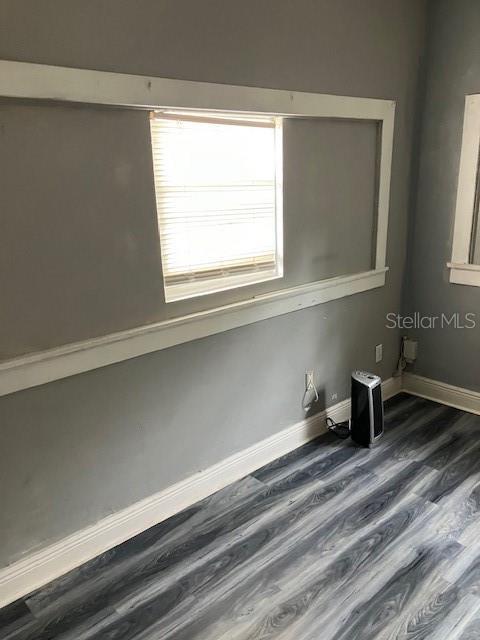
[4,393,480,639]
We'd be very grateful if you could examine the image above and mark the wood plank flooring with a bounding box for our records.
[3,393,480,639]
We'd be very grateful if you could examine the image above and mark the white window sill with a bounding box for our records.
[0,267,387,397]
[165,269,282,302]
[447,262,480,286]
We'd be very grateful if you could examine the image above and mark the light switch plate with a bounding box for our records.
[403,338,418,362]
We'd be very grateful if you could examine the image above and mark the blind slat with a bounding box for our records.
[150,114,279,293]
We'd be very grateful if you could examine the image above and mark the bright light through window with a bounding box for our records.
[150,113,283,302]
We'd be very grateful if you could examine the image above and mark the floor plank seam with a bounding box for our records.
[4,394,480,639]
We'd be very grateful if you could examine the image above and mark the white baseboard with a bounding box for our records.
[2,372,475,610]
[403,373,480,416]
[380,374,403,401]
[0,376,398,609]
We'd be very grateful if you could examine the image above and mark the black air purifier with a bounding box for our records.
[350,371,384,447]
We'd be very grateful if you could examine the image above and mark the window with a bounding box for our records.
[449,94,480,286]
[150,112,283,302]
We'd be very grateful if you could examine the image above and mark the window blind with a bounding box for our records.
[150,113,281,301]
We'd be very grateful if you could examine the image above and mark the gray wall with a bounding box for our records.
[0,0,427,566]
[283,119,378,284]
[0,107,378,358]
[405,0,480,390]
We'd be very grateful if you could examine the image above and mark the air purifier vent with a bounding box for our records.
[350,371,384,447]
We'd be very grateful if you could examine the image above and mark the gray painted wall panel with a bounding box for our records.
[283,119,378,284]
[0,104,164,358]
[405,0,480,390]
[0,0,426,566]
[0,109,378,358]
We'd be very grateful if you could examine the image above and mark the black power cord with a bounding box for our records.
[326,417,351,440]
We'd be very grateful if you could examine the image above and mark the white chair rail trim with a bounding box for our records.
[0,268,387,397]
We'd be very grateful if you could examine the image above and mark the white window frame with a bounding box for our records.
[150,113,284,302]
[0,60,395,396]
[449,94,480,286]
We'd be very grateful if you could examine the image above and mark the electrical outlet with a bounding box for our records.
[331,393,338,401]
[305,370,314,391]
[375,344,383,363]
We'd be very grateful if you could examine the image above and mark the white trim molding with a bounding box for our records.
[449,94,480,286]
[0,62,394,278]
[447,262,480,286]
[1,60,395,121]
[0,377,398,609]
[0,268,387,397]
[403,373,480,415]
[0,61,395,396]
